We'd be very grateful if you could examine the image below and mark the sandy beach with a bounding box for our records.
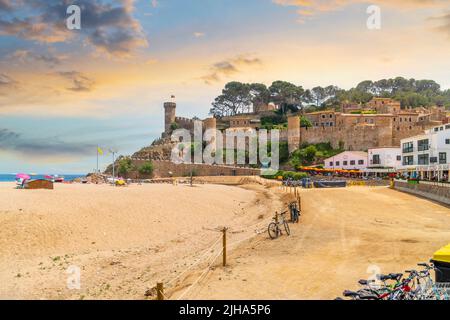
[0,181,282,299]
[181,186,450,300]
[1,181,449,300]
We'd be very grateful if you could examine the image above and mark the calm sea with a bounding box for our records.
[0,174,85,182]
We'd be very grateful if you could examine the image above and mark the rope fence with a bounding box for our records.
[153,188,302,300]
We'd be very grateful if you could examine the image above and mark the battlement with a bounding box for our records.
[175,116,195,123]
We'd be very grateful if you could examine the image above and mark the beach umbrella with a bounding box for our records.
[16,173,30,180]
[44,175,53,180]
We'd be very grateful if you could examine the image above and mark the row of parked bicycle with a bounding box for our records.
[337,263,450,300]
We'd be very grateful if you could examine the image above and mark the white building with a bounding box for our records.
[399,124,450,181]
[364,147,402,175]
[324,151,368,170]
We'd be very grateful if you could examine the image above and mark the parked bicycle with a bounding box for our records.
[288,201,300,223]
[338,263,450,300]
[268,211,290,239]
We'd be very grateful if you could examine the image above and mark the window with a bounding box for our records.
[403,156,413,166]
[396,155,401,161]
[350,160,355,165]
[402,142,413,153]
[372,155,381,165]
[329,114,333,118]
[435,127,439,132]
[336,161,340,166]
[445,124,450,130]
[329,162,334,167]
[439,153,447,164]
[322,115,326,119]
[418,139,429,151]
[343,161,348,166]
[358,160,364,165]
[418,154,429,165]
[446,139,450,145]
[440,127,444,131]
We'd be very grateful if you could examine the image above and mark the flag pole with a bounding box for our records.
[97,145,99,173]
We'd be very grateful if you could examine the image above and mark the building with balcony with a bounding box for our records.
[399,124,450,181]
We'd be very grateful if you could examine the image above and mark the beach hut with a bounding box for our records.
[25,179,54,190]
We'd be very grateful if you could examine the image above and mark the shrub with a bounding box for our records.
[138,161,154,175]
[118,157,136,176]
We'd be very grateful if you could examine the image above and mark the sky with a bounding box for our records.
[0,0,449,174]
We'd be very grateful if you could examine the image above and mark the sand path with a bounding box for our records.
[178,186,450,300]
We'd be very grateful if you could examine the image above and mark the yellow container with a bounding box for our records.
[433,244,450,264]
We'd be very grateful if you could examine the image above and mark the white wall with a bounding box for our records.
[324,151,368,170]
[368,148,401,169]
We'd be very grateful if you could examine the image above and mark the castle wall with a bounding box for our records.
[287,116,300,153]
[300,124,396,151]
[175,117,196,131]
[130,159,260,178]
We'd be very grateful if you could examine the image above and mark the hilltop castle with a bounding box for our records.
[157,97,448,154]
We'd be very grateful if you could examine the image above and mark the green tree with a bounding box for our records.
[249,83,270,112]
[307,86,340,107]
[170,122,179,131]
[209,82,252,117]
[300,116,312,128]
[138,161,154,175]
[269,81,305,114]
[118,157,136,176]
[290,145,318,167]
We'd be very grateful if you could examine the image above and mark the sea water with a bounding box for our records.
[0,174,84,182]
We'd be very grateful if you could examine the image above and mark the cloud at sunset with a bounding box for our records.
[0,0,449,172]
[201,56,263,84]
[0,0,147,56]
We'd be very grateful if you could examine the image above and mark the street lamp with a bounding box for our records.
[109,148,118,183]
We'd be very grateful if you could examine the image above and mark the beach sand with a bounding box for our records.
[0,181,282,299]
[1,182,450,300]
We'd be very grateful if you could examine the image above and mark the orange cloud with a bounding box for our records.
[273,0,448,17]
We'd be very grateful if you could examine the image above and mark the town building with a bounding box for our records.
[367,147,402,169]
[323,151,368,171]
[302,97,446,151]
[363,147,402,176]
[399,124,450,181]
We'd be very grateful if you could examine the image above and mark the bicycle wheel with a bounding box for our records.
[268,223,279,239]
[283,220,290,236]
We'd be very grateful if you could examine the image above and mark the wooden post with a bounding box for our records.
[222,227,227,267]
[298,196,301,212]
[156,282,164,300]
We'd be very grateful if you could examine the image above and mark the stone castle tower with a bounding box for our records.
[164,101,176,134]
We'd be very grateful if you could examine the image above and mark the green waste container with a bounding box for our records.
[431,244,450,283]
